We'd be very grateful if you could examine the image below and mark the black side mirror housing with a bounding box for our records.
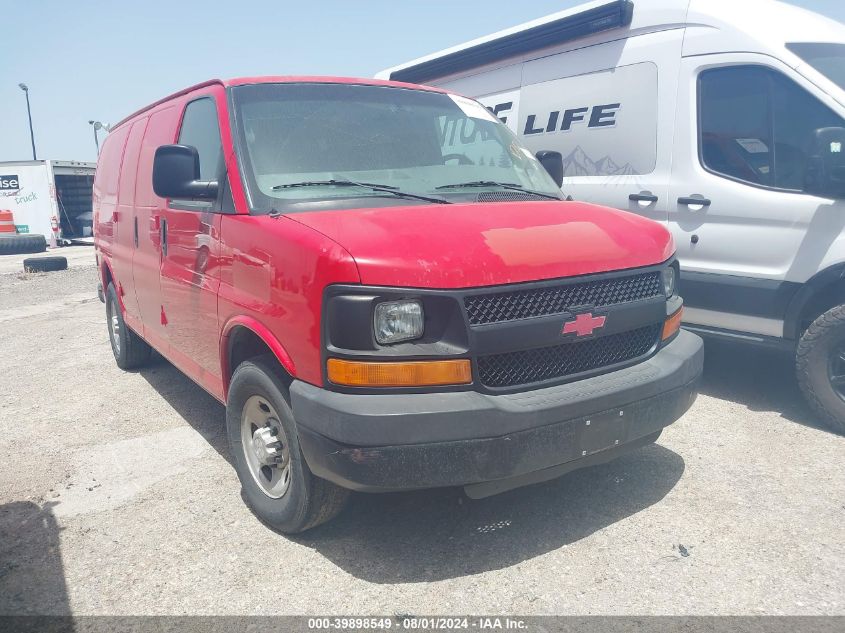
[805,127,845,199]
[536,150,564,188]
[152,144,219,200]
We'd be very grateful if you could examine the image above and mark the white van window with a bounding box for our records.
[787,43,845,92]
[699,65,845,191]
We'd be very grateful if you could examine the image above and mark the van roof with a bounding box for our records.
[377,0,845,85]
[113,76,449,129]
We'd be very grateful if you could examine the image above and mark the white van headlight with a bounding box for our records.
[374,300,424,345]
[663,267,676,297]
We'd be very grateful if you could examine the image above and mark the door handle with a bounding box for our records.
[677,195,711,207]
[133,216,139,248]
[161,219,168,256]
[629,192,658,203]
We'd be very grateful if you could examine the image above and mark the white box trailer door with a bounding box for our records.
[0,163,58,238]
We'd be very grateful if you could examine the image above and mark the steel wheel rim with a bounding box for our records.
[108,301,121,355]
[828,340,845,402]
[240,395,291,499]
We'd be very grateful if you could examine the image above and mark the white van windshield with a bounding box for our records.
[231,83,562,213]
[787,43,845,92]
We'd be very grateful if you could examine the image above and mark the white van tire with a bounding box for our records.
[796,304,845,434]
[105,283,152,370]
[226,356,350,533]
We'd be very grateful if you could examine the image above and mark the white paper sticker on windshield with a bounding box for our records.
[735,138,769,154]
[449,94,499,123]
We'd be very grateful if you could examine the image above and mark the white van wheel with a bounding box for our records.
[796,304,845,435]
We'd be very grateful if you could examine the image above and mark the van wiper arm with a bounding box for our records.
[436,180,561,200]
[272,179,451,205]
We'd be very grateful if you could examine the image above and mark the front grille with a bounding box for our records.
[464,272,662,325]
[477,324,661,388]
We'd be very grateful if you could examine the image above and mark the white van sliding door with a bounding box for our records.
[669,53,845,337]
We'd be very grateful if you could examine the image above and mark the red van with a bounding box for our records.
[93,76,702,532]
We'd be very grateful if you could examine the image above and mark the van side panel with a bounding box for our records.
[112,118,148,323]
[132,104,181,352]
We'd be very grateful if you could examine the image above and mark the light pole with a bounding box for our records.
[18,83,37,160]
[88,120,102,155]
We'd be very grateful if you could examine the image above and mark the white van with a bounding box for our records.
[379,0,845,431]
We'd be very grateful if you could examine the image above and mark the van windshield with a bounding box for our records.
[230,82,562,213]
[787,43,845,92]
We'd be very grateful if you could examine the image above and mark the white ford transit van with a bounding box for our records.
[379,0,845,432]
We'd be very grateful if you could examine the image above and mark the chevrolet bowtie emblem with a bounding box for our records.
[562,312,606,337]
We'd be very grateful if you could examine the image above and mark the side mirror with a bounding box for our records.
[152,144,219,200]
[535,150,563,187]
[804,127,845,199]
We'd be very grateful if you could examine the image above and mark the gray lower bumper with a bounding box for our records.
[291,330,703,447]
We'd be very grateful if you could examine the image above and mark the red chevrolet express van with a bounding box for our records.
[93,76,702,532]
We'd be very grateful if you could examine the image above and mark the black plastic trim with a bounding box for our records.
[683,324,794,352]
[680,269,800,323]
[783,263,845,340]
[389,0,635,84]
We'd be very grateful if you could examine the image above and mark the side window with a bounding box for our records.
[178,98,223,182]
[699,65,845,191]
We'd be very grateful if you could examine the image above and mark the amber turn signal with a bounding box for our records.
[327,358,472,387]
[662,307,684,341]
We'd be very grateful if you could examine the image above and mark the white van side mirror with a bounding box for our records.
[805,127,845,199]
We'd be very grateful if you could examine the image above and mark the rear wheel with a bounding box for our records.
[105,283,152,370]
[226,355,350,533]
[796,304,845,434]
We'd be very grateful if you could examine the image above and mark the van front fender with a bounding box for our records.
[220,315,297,399]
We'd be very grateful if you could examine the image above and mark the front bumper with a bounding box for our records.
[291,330,703,494]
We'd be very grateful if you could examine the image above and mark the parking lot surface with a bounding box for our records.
[0,256,842,615]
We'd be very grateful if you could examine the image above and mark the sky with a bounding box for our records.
[1,0,843,163]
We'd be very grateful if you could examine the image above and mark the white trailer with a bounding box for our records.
[0,160,96,242]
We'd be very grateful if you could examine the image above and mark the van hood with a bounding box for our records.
[285,201,674,289]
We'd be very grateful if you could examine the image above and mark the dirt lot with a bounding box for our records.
[0,252,843,616]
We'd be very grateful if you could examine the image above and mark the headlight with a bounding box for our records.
[374,300,424,345]
[663,267,676,297]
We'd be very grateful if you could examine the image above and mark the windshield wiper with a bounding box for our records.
[435,180,561,201]
[272,179,451,205]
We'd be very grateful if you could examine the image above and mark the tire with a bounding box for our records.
[23,256,67,273]
[226,355,350,533]
[0,234,47,255]
[105,283,152,370]
[796,304,845,434]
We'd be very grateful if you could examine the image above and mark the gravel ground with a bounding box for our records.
[0,262,842,616]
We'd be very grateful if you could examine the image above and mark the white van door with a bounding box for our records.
[669,53,845,338]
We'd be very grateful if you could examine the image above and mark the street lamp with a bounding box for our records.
[88,120,102,155]
[18,83,37,160]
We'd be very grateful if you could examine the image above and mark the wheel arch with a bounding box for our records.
[784,262,845,340]
[220,316,297,401]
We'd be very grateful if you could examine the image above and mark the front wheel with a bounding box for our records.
[226,355,350,533]
[796,304,845,434]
